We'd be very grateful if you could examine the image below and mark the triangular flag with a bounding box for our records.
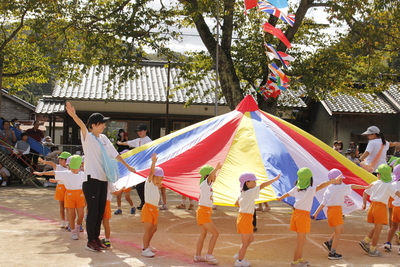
[245,0,258,9]
[265,43,288,68]
[268,63,290,83]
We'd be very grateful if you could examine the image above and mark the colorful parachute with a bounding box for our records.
[118,95,377,218]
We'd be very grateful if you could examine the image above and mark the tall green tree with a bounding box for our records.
[173,0,400,113]
[0,0,175,111]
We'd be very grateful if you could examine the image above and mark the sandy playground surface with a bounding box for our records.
[0,183,399,267]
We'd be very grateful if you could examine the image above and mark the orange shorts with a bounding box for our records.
[196,205,212,225]
[388,197,394,209]
[237,212,253,234]
[103,200,111,219]
[290,209,311,233]
[123,187,132,193]
[64,190,85,209]
[367,201,388,224]
[54,184,66,201]
[327,206,344,227]
[141,203,159,225]
[392,206,400,223]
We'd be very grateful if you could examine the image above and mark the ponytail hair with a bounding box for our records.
[377,133,386,145]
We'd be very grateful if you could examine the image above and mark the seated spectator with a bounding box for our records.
[75,146,83,155]
[42,136,55,148]
[0,120,17,155]
[42,146,61,171]
[14,133,33,168]
[0,162,11,186]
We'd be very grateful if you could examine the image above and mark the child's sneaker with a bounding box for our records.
[290,262,307,267]
[176,204,186,209]
[60,220,67,228]
[368,249,382,257]
[322,241,332,252]
[359,240,370,253]
[79,225,84,232]
[298,258,310,265]
[193,255,206,262]
[383,242,392,251]
[142,247,155,257]
[114,209,122,215]
[159,204,168,210]
[188,204,195,210]
[101,238,111,247]
[233,253,239,260]
[205,254,219,265]
[234,259,251,267]
[396,231,400,244]
[71,230,79,240]
[130,207,136,214]
[141,245,156,252]
[328,252,342,260]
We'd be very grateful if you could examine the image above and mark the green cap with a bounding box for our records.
[68,155,82,170]
[377,164,392,183]
[199,165,214,184]
[297,167,312,189]
[393,158,400,168]
[388,156,399,165]
[59,151,71,159]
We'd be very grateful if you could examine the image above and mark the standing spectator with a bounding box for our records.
[11,118,24,136]
[65,102,136,252]
[116,129,129,153]
[0,162,10,186]
[0,120,17,155]
[117,123,152,210]
[26,121,44,166]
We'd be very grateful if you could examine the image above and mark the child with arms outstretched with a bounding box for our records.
[194,163,222,265]
[312,168,371,260]
[234,172,281,267]
[278,167,343,267]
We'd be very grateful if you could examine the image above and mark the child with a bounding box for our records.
[194,163,222,265]
[359,164,400,256]
[114,186,136,215]
[234,172,281,267]
[384,164,400,253]
[176,195,195,210]
[46,155,85,240]
[38,151,71,228]
[277,167,343,267]
[101,183,125,247]
[312,168,371,260]
[141,153,164,257]
[66,102,136,252]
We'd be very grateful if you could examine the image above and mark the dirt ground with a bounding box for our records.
[0,183,399,267]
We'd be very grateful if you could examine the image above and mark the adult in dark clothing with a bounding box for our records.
[26,121,44,166]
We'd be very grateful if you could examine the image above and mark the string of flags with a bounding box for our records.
[246,0,296,100]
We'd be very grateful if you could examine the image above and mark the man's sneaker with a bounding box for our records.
[130,207,136,214]
[193,255,206,262]
[383,242,392,251]
[1,181,6,187]
[234,259,251,267]
[188,204,195,210]
[60,220,67,228]
[176,204,186,209]
[137,204,144,210]
[114,209,122,215]
[205,254,219,265]
[101,238,111,247]
[368,249,382,257]
[159,204,168,210]
[359,240,370,253]
[79,225,84,232]
[96,238,107,250]
[322,241,332,252]
[328,252,342,260]
[85,240,101,252]
[142,247,155,257]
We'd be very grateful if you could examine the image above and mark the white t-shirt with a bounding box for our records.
[81,132,119,182]
[364,138,390,167]
[127,136,152,148]
[55,170,84,190]
[321,184,352,206]
[288,186,317,211]
[55,165,68,184]
[391,182,400,207]
[238,186,260,214]
[144,178,159,206]
[365,180,396,204]
[107,182,117,201]
[198,180,213,207]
